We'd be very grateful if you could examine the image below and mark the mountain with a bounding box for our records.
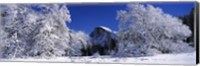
[89,26,118,55]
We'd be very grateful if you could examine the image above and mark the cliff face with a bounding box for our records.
[89,26,118,55]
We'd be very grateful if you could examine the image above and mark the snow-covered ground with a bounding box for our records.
[0,52,196,65]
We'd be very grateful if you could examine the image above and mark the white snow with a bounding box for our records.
[113,31,117,34]
[99,26,112,32]
[116,3,194,57]
[1,52,196,65]
[0,4,195,65]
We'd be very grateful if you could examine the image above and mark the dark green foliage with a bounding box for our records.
[179,8,194,47]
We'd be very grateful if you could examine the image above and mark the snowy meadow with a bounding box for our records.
[0,3,196,65]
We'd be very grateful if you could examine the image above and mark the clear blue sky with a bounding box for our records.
[67,2,195,34]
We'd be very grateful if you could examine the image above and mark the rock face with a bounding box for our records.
[89,26,118,55]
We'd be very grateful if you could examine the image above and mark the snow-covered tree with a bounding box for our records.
[67,31,91,56]
[25,4,72,58]
[0,5,30,58]
[0,4,89,59]
[179,8,195,47]
[115,3,194,57]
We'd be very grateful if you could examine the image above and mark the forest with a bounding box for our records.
[0,3,196,64]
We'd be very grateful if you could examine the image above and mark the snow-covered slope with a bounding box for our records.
[1,52,196,65]
[99,26,113,32]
